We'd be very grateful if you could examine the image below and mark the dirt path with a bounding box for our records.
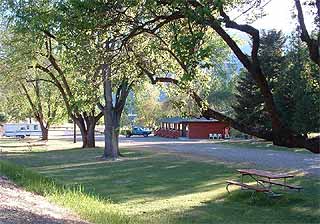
[0,176,89,224]
[120,137,320,176]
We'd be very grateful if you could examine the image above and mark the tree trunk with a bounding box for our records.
[103,109,114,158]
[102,64,119,159]
[112,114,121,157]
[103,116,121,159]
[100,64,132,159]
[294,0,320,69]
[36,118,49,141]
[77,120,87,148]
[74,116,96,148]
[111,128,119,158]
[87,122,96,148]
[197,93,319,153]
[272,132,320,153]
[41,126,49,141]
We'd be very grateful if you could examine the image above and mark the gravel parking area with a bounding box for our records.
[120,137,320,176]
[0,176,88,224]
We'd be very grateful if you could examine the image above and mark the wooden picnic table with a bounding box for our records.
[237,169,295,179]
[226,169,302,197]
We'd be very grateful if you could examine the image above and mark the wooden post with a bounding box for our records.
[73,120,77,143]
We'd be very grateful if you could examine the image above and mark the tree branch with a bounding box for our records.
[30,64,72,116]
[219,6,260,64]
[19,81,40,120]
[140,68,273,140]
[294,0,320,68]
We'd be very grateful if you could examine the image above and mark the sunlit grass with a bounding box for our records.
[0,137,319,224]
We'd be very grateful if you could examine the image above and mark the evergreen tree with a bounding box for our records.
[233,70,268,128]
[233,30,285,130]
[234,30,320,135]
[275,34,320,135]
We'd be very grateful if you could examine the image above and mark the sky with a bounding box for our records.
[233,0,314,33]
[227,0,315,55]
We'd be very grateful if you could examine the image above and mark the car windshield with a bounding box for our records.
[133,126,149,131]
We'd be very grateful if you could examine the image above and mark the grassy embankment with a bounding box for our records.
[0,138,319,224]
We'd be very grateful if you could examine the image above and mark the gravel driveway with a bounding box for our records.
[120,137,320,176]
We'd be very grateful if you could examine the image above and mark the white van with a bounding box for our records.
[3,123,42,138]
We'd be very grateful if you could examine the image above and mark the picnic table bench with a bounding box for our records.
[226,180,270,193]
[259,178,303,191]
[226,169,303,197]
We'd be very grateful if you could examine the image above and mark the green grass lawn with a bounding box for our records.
[0,138,319,224]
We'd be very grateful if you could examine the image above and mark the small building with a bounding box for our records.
[156,117,230,139]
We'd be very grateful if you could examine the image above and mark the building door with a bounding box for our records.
[181,123,187,137]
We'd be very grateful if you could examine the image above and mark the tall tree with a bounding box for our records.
[0,33,65,140]
[233,70,268,128]
[19,80,65,140]
[52,0,143,159]
[0,2,104,148]
[0,0,143,157]
[133,82,164,128]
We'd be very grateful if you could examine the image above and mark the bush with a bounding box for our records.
[229,128,252,139]
[120,128,131,136]
[0,112,7,123]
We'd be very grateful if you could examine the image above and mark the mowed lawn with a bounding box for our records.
[0,138,319,224]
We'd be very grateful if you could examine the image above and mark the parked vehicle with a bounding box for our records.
[125,126,152,138]
[3,123,42,138]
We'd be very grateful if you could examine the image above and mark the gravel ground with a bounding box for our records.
[0,176,89,224]
[120,137,320,176]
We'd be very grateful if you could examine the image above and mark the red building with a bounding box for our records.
[155,117,230,139]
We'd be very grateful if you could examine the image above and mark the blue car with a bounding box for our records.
[126,126,152,138]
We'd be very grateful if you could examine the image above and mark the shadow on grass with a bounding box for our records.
[1,146,319,224]
[173,177,320,224]
[1,147,234,203]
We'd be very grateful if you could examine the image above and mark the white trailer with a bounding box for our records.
[3,123,42,138]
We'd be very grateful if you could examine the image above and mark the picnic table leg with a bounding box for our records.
[250,191,256,201]
[240,174,245,190]
[226,183,231,193]
[268,177,272,191]
[27,142,32,152]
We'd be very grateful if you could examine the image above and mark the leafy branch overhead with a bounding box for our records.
[0,0,319,153]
